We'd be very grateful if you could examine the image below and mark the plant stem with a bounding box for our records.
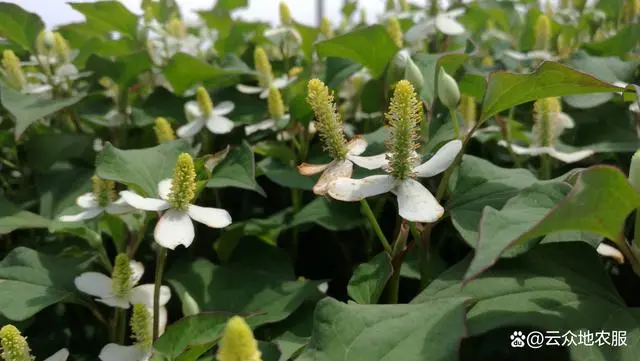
[417,222,433,291]
[540,154,552,179]
[290,188,301,260]
[153,247,168,341]
[115,308,127,344]
[127,214,149,258]
[386,222,409,304]
[360,199,392,254]
[449,108,460,139]
[501,108,522,167]
[634,211,640,249]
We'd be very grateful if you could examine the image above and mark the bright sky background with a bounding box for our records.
[3,0,415,28]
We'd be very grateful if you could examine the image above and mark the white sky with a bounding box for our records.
[4,0,403,28]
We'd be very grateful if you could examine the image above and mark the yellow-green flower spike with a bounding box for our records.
[288,66,303,78]
[534,15,552,51]
[36,30,55,56]
[254,47,273,88]
[168,153,196,210]
[53,32,71,64]
[458,94,476,132]
[267,86,285,120]
[386,80,421,180]
[111,253,133,299]
[166,16,187,39]
[196,87,214,118]
[533,97,562,147]
[320,16,334,39]
[130,304,152,349]
[399,0,410,11]
[216,316,262,361]
[154,117,176,144]
[279,1,293,26]
[92,175,116,208]
[1,50,26,90]
[0,325,33,361]
[386,16,403,48]
[306,79,348,160]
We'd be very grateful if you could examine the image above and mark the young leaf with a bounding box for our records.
[207,141,266,197]
[347,252,392,304]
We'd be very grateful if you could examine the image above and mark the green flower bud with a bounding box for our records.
[217,316,262,361]
[629,150,640,193]
[386,16,403,48]
[437,68,460,109]
[306,79,348,160]
[130,304,152,349]
[386,51,424,95]
[1,50,26,90]
[181,290,200,316]
[267,86,285,120]
[196,86,214,118]
[36,30,55,56]
[168,153,196,210]
[404,56,424,95]
[535,15,552,51]
[320,16,333,39]
[458,94,476,132]
[253,47,273,88]
[279,1,293,26]
[0,325,33,361]
[92,175,116,208]
[386,80,422,180]
[111,253,133,299]
[154,117,176,144]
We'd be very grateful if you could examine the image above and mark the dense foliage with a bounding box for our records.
[1,0,639,360]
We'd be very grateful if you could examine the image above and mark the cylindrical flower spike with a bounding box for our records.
[534,14,552,51]
[386,16,404,48]
[167,153,196,210]
[166,16,187,39]
[111,253,133,299]
[437,67,460,109]
[386,80,422,180]
[0,325,33,361]
[306,79,348,160]
[196,87,214,118]
[130,304,152,349]
[53,32,71,64]
[36,30,55,56]
[458,94,477,132]
[279,1,293,25]
[1,50,26,90]
[154,117,176,143]
[267,86,285,120]
[253,47,273,88]
[217,316,262,361]
[92,176,116,208]
[533,97,562,147]
[320,16,334,39]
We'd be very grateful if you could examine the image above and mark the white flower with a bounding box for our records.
[236,75,296,99]
[244,115,290,136]
[328,140,462,223]
[502,50,556,62]
[498,112,594,163]
[44,348,70,361]
[177,100,235,138]
[405,8,466,42]
[99,344,150,361]
[74,260,171,316]
[298,137,383,195]
[120,179,232,249]
[596,243,624,264]
[58,193,133,222]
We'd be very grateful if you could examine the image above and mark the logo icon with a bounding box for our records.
[510,331,526,348]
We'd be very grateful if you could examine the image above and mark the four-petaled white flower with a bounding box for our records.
[236,76,296,99]
[74,260,171,318]
[177,100,236,138]
[59,192,133,222]
[328,140,462,223]
[120,179,232,249]
[298,137,384,195]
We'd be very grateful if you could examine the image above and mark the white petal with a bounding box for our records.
[273,76,295,89]
[77,193,98,209]
[58,208,104,222]
[187,204,232,228]
[547,148,594,163]
[154,209,195,249]
[99,344,147,361]
[176,119,206,138]
[413,139,462,178]
[213,101,235,116]
[119,191,170,211]
[96,296,130,309]
[435,14,466,35]
[405,20,434,42]
[298,162,331,176]
[503,50,528,61]
[206,115,235,134]
[445,8,466,18]
[236,84,263,94]
[259,88,269,99]
[74,272,113,299]
[328,175,396,201]
[393,179,444,223]
[245,118,276,135]
[348,153,390,170]
[44,348,69,361]
[313,160,354,195]
[158,306,168,335]
[346,136,367,156]
[553,112,575,129]
[129,260,144,286]
[158,179,173,201]
[129,284,172,307]
[106,198,134,215]
[596,243,624,264]
[497,141,546,156]
[526,50,554,60]
[184,101,203,118]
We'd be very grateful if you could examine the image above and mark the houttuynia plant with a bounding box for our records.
[1,0,640,360]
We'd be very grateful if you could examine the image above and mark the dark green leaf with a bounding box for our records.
[347,252,392,304]
[291,197,363,231]
[69,1,139,39]
[207,141,266,196]
[0,197,51,234]
[0,2,44,51]
[162,53,250,95]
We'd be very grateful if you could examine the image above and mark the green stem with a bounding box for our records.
[127,214,150,258]
[417,222,433,291]
[540,154,552,180]
[634,211,640,249]
[449,108,460,139]
[360,199,392,254]
[290,188,301,259]
[502,108,522,168]
[386,222,409,304]
[116,308,127,344]
[153,247,168,341]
